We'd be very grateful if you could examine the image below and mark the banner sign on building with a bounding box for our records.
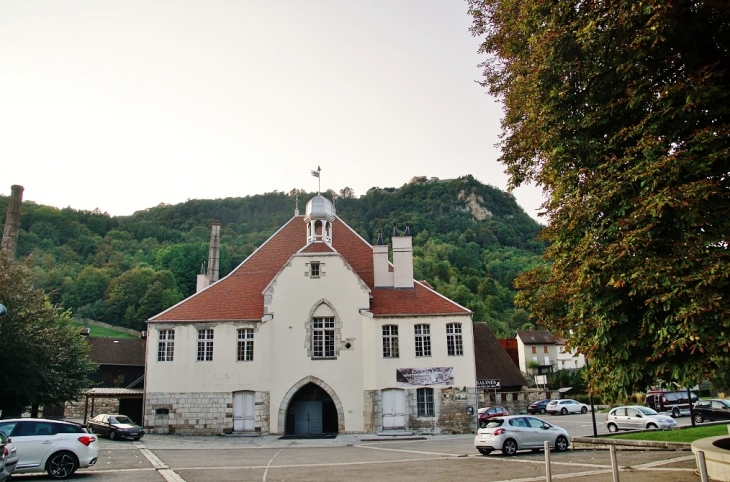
[396,367,454,387]
[477,379,501,389]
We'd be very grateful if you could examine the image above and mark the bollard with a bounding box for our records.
[544,441,552,482]
[610,445,620,482]
[696,450,709,482]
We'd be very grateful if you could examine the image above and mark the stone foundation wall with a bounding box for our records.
[64,398,120,420]
[363,390,378,433]
[478,388,561,414]
[437,386,477,434]
[145,391,271,435]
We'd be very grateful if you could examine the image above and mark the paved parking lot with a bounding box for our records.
[10,421,702,482]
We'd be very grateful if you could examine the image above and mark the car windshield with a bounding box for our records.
[638,407,658,416]
[718,400,730,408]
[112,416,134,425]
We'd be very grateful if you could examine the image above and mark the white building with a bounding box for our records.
[556,338,586,371]
[515,330,558,375]
[144,196,478,436]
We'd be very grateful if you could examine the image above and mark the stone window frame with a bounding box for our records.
[237,328,254,361]
[416,387,434,417]
[414,324,431,357]
[446,323,463,356]
[382,324,399,358]
[157,329,175,362]
[304,299,342,359]
[304,261,326,278]
[197,328,214,362]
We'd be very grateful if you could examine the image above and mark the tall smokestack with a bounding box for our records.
[1,185,24,261]
[206,223,221,283]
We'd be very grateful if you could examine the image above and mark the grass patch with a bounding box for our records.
[70,321,138,339]
[610,424,729,443]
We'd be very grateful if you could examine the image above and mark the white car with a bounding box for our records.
[0,418,98,479]
[606,406,677,432]
[474,415,571,456]
[0,432,18,476]
[546,399,589,415]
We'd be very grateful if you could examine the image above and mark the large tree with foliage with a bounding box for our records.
[468,0,730,396]
[0,255,96,417]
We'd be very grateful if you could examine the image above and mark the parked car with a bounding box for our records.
[693,399,730,424]
[478,406,509,423]
[87,414,145,441]
[605,406,676,432]
[0,432,18,476]
[545,399,588,415]
[0,418,98,479]
[527,399,552,415]
[645,389,698,417]
[474,415,570,456]
[0,434,9,482]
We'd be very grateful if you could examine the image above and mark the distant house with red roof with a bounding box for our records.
[144,195,478,436]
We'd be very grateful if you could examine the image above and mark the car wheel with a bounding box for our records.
[694,413,704,424]
[477,448,492,456]
[540,408,546,415]
[647,423,658,430]
[672,407,680,418]
[581,406,588,414]
[561,407,568,415]
[502,439,518,456]
[607,423,619,433]
[110,430,117,440]
[554,435,569,452]
[46,451,78,480]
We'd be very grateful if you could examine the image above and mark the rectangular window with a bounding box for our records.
[544,345,549,353]
[382,325,399,358]
[417,388,434,417]
[309,262,320,278]
[157,329,174,362]
[197,329,214,361]
[237,328,254,361]
[312,317,335,358]
[446,323,463,356]
[414,324,431,357]
[531,346,537,354]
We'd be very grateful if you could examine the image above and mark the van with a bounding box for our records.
[645,390,698,417]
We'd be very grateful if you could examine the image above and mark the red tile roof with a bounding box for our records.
[151,215,470,322]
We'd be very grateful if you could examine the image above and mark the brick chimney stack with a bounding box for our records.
[1,185,24,261]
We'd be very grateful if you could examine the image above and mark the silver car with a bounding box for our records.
[474,415,571,456]
[545,399,589,415]
[605,405,677,432]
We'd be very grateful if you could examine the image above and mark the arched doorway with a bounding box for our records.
[285,383,339,436]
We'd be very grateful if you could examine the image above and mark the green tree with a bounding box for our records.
[0,256,95,417]
[468,0,730,396]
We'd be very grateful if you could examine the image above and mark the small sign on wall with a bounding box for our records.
[477,379,501,389]
[466,406,474,416]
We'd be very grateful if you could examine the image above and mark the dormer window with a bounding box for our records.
[310,262,320,278]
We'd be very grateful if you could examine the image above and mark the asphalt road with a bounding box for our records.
[9,414,702,482]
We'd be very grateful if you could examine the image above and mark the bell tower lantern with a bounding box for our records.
[304,195,335,244]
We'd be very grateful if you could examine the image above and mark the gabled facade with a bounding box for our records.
[144,196,477,435]
[515,330,558,375]
[556,338,586,370]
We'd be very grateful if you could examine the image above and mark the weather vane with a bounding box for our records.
[311,166,321,195]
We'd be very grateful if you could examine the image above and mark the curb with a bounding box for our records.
[572,436,690,451]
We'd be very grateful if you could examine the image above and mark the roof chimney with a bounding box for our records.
[1,185,24,261]
[392,224,413,289]
[206,223,221,282]
[372,230,393,288]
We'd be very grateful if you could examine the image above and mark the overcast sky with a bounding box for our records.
[0,1,545,220]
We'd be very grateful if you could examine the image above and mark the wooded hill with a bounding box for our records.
[0,175,545,336]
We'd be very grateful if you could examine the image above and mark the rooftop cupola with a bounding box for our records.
[304,195,335,244]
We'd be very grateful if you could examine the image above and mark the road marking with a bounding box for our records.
[137,444,187,482]
[262,447,286,482]
[355,445,462,456]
